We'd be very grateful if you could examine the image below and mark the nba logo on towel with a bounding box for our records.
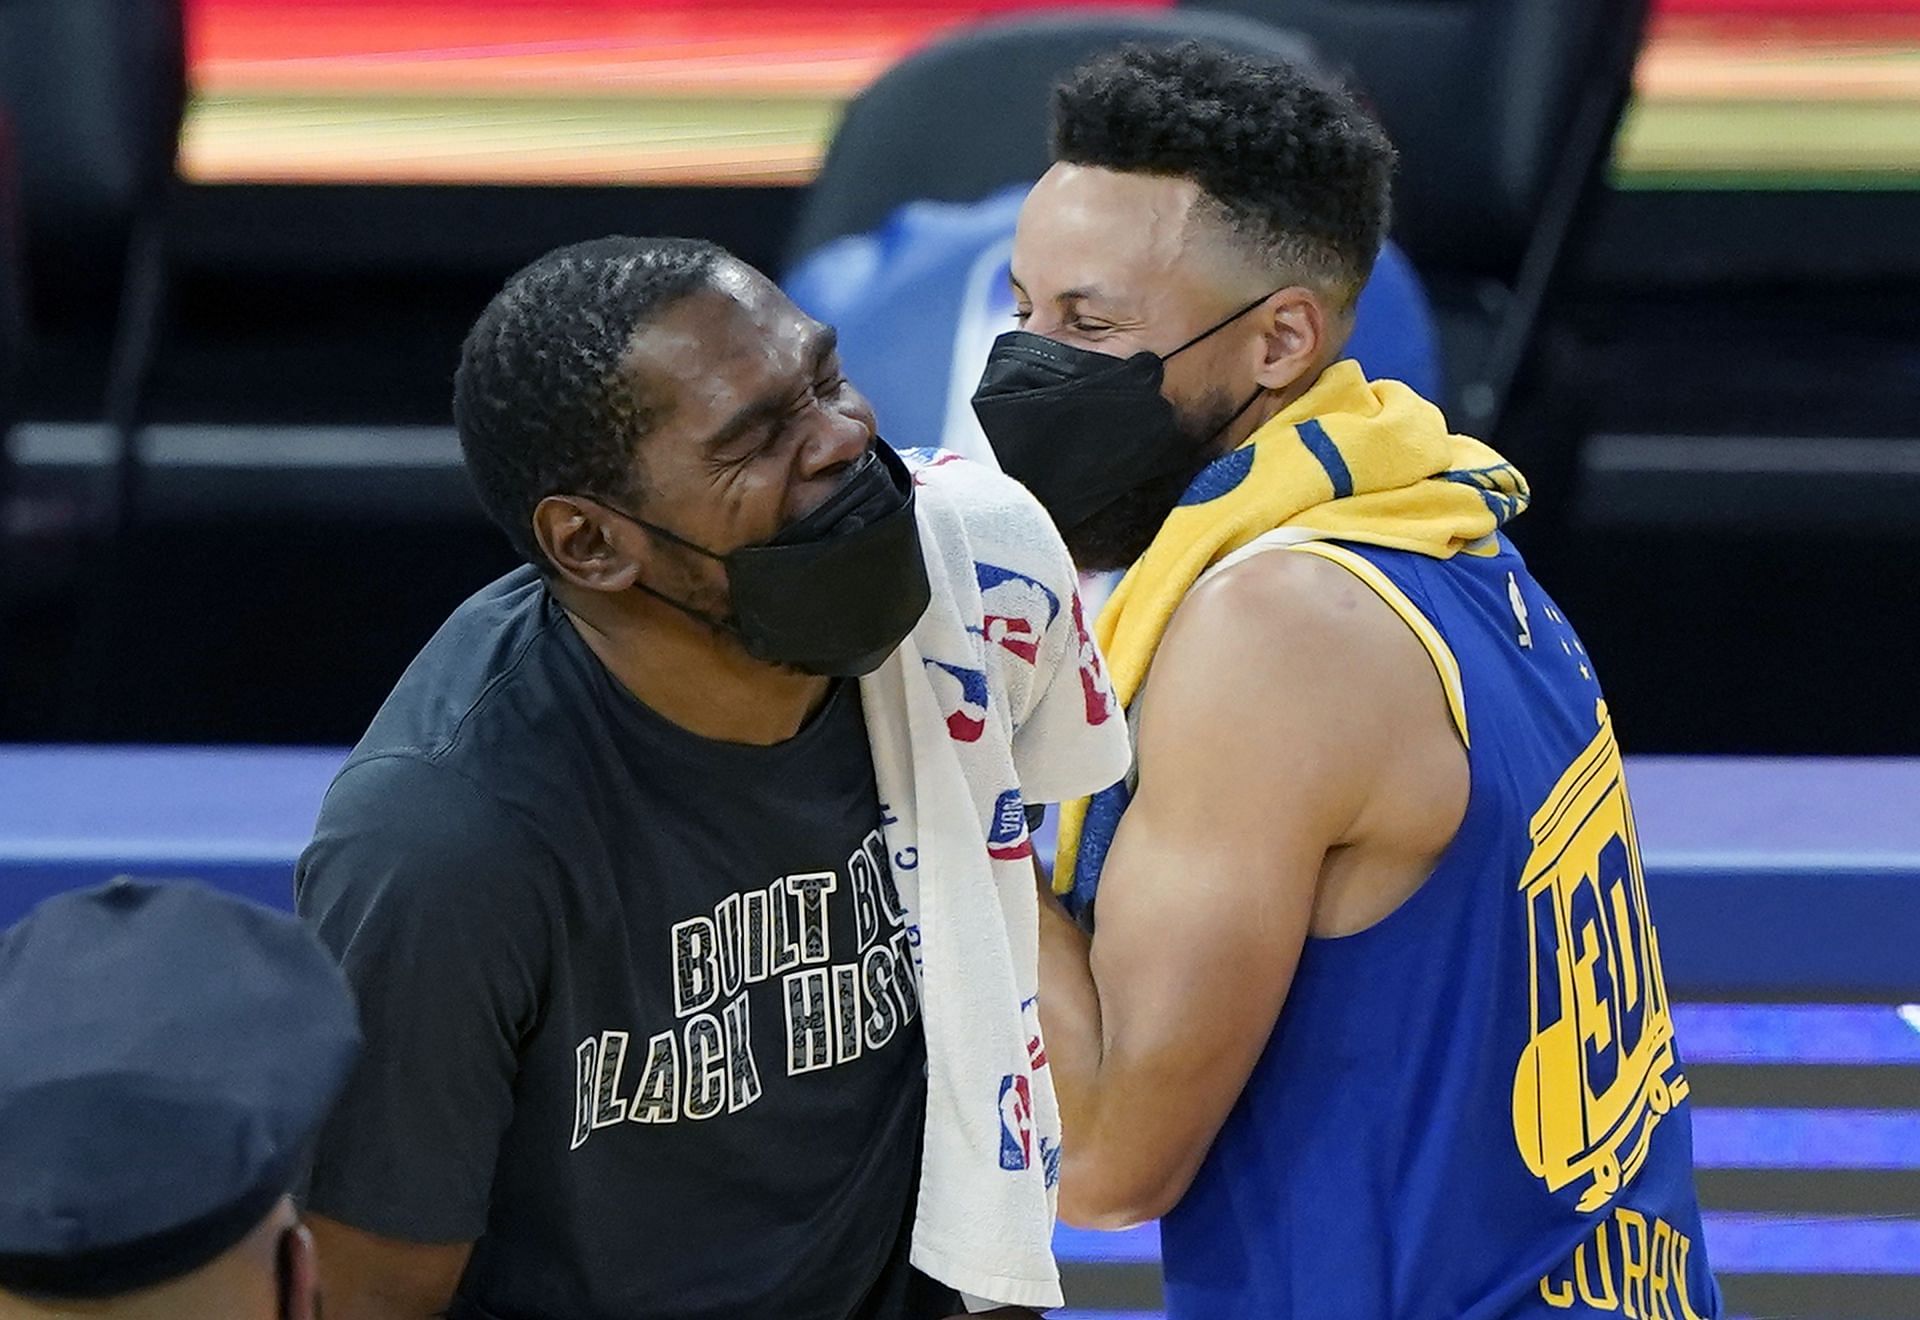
[998,1073,1033,1171]
[979,612,1040,664]
[1020,994,1048,1070]
[924,659,989,742]
[975,562,1060,667]
[987,788,1032,861]
[1070,590,1116,727]
[902,448,968,485]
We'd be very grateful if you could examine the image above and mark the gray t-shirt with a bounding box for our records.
[297,568,957,1320]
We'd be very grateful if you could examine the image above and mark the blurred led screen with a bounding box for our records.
[181,0,1920,188]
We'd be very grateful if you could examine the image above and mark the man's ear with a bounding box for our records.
[533,494,645,594]
[1252,287,1330,393]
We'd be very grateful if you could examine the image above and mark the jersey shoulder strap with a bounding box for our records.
[1194,531,1467,746]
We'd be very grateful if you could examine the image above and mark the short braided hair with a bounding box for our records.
[454,235,725,568]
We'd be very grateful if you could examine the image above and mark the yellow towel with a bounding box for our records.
[1054,360,1529,903]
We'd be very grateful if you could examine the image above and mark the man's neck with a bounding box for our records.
[556,586,834,746]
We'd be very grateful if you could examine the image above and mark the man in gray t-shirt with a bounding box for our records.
[297,238,1116,1319]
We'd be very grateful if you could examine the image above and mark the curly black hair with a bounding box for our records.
[453,235,726,569]
[1052,42,1396,308]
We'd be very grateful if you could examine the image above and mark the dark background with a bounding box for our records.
[6,181,1915,753]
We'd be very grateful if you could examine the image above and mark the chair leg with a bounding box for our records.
[104,208,170,533]
[60,209,171,734]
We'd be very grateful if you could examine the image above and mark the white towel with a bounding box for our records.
[860,449,1131,1310]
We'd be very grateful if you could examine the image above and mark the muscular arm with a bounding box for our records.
[306,1217,472,1320]
[1038,551,1462,1229]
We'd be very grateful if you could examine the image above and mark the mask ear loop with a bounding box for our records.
[625,576,743,644]
[562,497,744,643]
[1198,385,1272,458]
[593,500,729,564]
[1162,288,1285,452]
[1161,287,1284,362]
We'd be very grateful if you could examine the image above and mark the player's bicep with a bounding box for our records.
[1081,714,1329,1199]
[1074,557,1386,1216]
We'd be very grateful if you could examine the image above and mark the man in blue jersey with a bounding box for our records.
[971,43,1720,1318]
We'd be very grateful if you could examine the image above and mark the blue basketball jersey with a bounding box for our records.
[1158,534,1720,1320]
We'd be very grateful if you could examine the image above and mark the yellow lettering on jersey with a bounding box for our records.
[1648,1219,1675,1320]
[1511,701,1687,1213]
[1618,1208,1650,1318]
[1576,1223,1621,1310]
[1672,1233,1710,1320]
[1538,1210,1703,1318]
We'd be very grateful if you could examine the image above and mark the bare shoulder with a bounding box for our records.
[1158,544,1413,683]
[1141,543,1468,880]
[1126,548,1423,860]
[1147,542,1463,775]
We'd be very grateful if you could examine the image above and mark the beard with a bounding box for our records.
[1061,386,1244,572]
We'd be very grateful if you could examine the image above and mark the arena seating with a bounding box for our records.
[0,0,186,531]
[0,111,19,519]
[1179,0,1653,510]
[0,111,18,431]
[789,0,1651,521]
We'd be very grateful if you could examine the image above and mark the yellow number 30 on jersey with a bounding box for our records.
[1512,701,1689,1213]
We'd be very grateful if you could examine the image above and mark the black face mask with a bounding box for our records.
[608,440,931,677]
[971,290,1277,534]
